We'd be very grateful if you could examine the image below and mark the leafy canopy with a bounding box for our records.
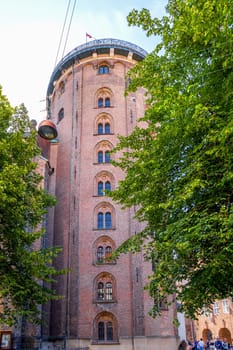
[111,0,233,319]
[0,87,63,326]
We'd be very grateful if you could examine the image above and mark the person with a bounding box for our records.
[215,337,223,350]
[198,338,205,350]
[222,338,229,350]
[209,340,215,350]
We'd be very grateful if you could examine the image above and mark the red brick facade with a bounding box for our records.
[43,39,179,350]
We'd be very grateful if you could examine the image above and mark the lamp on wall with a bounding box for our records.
[38,120,58,140]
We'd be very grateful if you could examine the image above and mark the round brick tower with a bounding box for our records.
[43,38,178,350]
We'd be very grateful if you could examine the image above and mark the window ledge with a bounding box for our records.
[93,228,116,231]
[93,261,117,266]
[93,300,117,304]
[91,340,120,345]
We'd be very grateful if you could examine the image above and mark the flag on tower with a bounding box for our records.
[86,32,93,39]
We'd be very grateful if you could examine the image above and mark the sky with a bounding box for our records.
[0,0,167,124]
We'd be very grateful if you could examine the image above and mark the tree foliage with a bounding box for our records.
[111,0,233,319]
[0,87,63,326]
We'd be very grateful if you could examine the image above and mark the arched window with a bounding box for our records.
[98,123,103,134]
[58,108,64,123]
[98,181,104,196]
[94,171,114,197]
[95,87,113,110]
[98,65,109,74]
[105,212,112,229]
[98,151,103,163]
[93,312,118,343]
[95,274,115,302]
[98,212,104,229]
[94,202,115,230]
[94,237,115,265]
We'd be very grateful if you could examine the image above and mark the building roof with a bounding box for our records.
[47,38,147,96]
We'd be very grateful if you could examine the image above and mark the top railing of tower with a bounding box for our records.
[47,38,147,96]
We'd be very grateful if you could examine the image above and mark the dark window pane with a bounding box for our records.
[107,322,113,340]
[105,246,112,258]
[106,282,113,300]
[98,181,104,196]
[105,123,110,134]
[97,246,104,262]
[98,212,104,229]
[98,98,104,108]
[105,212,112,229]
[98,151,103,163]
[105,151,110,163]
[98,123,103,134]
[58,108,64,122]
[97,282,104,299]
[105,181,111,192]
[98,322,105,340]
[99,65,109,74]
[105,97,110,107]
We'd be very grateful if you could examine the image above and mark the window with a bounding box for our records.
[105,97,110,107]
[95,237,115,265]
[98,321,113,341]
[98,97,111,108]
[213,302,219,315]
[98,65,109,74]
[97,122,111,134]
[97,212,112,229]
[96,245,113,263]
[58,108,64,123]
[97,246,104,262]
[97,150,111,163]
[222,299,229,313]
[98,322,105,341]
[105,151,111,163]
[94,171,114,197]
[98,213,104,229]
[97,282,104,300]
[94,202,115,230]
[105,212,112,228]
[93,312,118,343]
[97,180,111,196]
[98,151,103,163]
[98,98,104,108]
[98,181,104,196]
[105,123,110,134]
[106,282,113,300]
[98,123,103,134]
[95,273,115,302]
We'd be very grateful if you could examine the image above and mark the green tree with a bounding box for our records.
[111,0,233,319]
[0,87,63,326]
